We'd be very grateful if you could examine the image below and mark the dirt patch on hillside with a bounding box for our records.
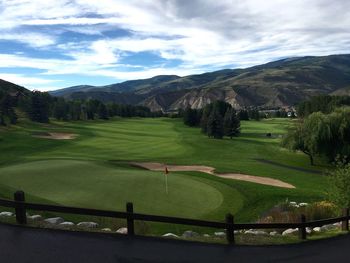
[32,132,77,140]
[131,162,295,189]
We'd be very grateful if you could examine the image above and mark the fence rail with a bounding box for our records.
[0,191,349,245]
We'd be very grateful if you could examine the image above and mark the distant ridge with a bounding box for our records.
[39,54,350,111]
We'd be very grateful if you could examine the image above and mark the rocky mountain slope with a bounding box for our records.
[50,54,350,111]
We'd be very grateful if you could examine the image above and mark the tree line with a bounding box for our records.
[0,90,161,125]
[182,101,241,139]
[297,95,350,118]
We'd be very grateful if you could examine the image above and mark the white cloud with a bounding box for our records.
[0,0,349,90]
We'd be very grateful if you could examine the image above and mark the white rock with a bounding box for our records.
[299,203,308,207]
[162,233,179,238]
[234,230,240,235]
[203,234,211,237]
[289,202,297,206]
[269,231,280,236]
[321,224,337,231]
[282,228,298,236]
[214,232,226,237]
[59,222,75,227]
[182,230,200,238]
[306,227,312,234]
[27,215,42,221]
[101,228,112,232]
[77,222,98,228]
[313,227,321,232]
[0,212,14,217]
[245,229,268,236]
[333,222,341,227]
[116,227,128,234]
[44,217,64,225]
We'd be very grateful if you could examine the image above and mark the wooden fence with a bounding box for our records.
[0,191,349,245]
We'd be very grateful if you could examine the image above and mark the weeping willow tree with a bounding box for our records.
[282,107,350,165]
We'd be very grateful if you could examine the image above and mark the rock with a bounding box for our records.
[77,222,98,228]
[214,232,226,237]
[101,228,112,232]
[321,224,337,231]
[59,222,75,227]
[116,227,128,234]
[313,227,321,232]
[27,215,43,221]
[299,203,308,207]
[244,229,268,236]
[162,233,179,238]
[269,231,280,236]
[282,228,298,236]
[306,227,312,234]
[234,230,240,235]
[203,234,211,237]
[289,202,297,206]
[182,230,200,238]
[333,222,341,227]
[0,212,14,217]
[44,217,64,225]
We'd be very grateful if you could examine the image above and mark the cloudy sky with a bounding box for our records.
[0,0,349,91]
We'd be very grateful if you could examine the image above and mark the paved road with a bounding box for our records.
[0,223,348,263]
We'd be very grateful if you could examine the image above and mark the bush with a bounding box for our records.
[327,161,350,209]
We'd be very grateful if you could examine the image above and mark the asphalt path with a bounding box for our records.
[0,223,348,263]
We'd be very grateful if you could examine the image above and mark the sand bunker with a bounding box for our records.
[32,132,77,140]
[131,162,295,189]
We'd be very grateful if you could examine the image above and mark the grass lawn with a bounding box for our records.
[0,117,330,233]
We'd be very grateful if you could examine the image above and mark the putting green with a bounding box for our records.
[0,159,243,219]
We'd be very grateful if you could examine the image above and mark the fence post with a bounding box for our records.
[226,213,235,245]
[14,191,27,225]
[342,208,349,231]
[299,214,306,240]
[126,202,135,236]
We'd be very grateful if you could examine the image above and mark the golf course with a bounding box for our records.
[0,117,329,232]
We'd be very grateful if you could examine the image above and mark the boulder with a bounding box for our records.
[282,228,298,236]
[306,227,312,234]
[269,231,280,236]
[203,234,211,237]
[0,212,14,217]
[162,233,179,238]
[116,227,128,234]
[299,203,308,207]
[59,222,75,227]
[313,227,321,232]
[214,232,226,237]
[101,228,112,232]
[321,224,337,231]
[44,217,64,225]
[77,222,98,228]
[244,229,268,236]
[182,230,200,238]
[27,215,43,221]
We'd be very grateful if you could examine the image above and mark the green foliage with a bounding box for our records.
[223,108,240,138]
[298,95,350,117]
[207,108,224,139]
[327,161,350,208]
[29,91,51,123]
[98,103,109,120]
[282,108,350,164]
[183,107,201,127]
[238,109,249,120]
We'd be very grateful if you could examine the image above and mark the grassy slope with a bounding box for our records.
[0,118,329,228]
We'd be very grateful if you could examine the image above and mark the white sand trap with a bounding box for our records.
[33,132,77,140]
[131,162,295,189]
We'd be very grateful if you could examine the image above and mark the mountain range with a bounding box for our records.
[4,54,350,112]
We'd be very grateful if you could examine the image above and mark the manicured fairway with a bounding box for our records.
[0,118,329,226]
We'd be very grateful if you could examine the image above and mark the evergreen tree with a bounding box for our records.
[207,109,224,139]
[98,103,109,120]
[223,108,240,138]
[238,109,249,120]
[183,107,200,127]
[29,91,50,123]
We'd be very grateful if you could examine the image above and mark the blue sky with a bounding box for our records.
[0,0,349,91]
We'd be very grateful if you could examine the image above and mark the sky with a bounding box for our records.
[0,0,349,91]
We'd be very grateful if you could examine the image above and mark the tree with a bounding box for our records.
[223,108,240,138]
[183,107,200,127]
[238,109,249,120]
[207,108,224,139]
[98,103,109,120]
[29,91,50,123]
[328,161,350,208]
